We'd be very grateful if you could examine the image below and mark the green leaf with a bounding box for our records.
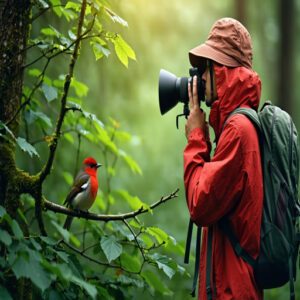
[0,205,6,218]
[40,25,61,38]
[149,253,176,279]
[37,0,49,8]
[156,261,176,279]
[35,111,53,128]
[92,42,111,60]
[140,233,154,248]
[70,234,81,247]
[41,27,58,37]
[92,121,118,154]
[165,237,185,256]
[100,235,122,263]
[42,261,72,281]
[112,223,134,241]
[119,150,142,175]
[65,1,81,11]
[68,30,77,40]
[28,68,41,77]
[16,137,39,158]
[115,190,149,211]
[0,229,12,246]
[29,237,42,251]
[105,7,128,27]
[55,251,69,263]
[145,227,169,245]
[51,220,70,242]
[120,252,141,273]
[25,110,52,128]
[112,35,136,67]
[141,270,172,296]
[61,7,77,21]
[40,236,58,246]
[71,276,97,299]
[11,220,24,239]
[50,0,63,17]
[0,121,16,140]
[51,218,80,247]
[12,250,52,291]
[97,286,114,300]
[41,83,58,102]
[71,78,89,97]
[117,274,144,288]
[113,130,132,143]
[0,285,13,300]
[62,171,73,185]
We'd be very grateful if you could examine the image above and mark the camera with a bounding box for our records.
[158,67,206,128]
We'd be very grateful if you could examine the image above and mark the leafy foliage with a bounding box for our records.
[0,1,187,299]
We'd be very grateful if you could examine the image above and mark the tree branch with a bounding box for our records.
[40,0,87,182]
[44,189,179,222]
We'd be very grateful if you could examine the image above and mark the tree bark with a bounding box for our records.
[278,0,294,114]
[235,0,247,25]
[0,1,31,211]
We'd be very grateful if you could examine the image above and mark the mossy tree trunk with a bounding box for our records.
[0,3,33,299]
[278,0,295,115]
[0,1,31,214]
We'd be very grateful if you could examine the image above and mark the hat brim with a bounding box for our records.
[189,43,241,68]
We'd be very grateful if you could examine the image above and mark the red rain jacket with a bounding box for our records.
[184,64,264,300]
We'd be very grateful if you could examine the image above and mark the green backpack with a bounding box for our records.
[222,101,300,299]
[185,101,300,300]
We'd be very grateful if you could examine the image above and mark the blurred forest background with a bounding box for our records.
[4,0,300,299]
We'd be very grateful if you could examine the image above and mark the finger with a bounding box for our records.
[192,76,198,107]
[188,82,193,109]
[185,123,188,139]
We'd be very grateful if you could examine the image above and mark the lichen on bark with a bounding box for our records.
[0,1,32,212]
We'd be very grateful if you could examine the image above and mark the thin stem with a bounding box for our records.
[123,219,145,260]
[40,0,88,182]
[74,133,81,179]
[61,240,142,274]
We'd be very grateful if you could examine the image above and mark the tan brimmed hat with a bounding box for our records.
[189,18,253,69]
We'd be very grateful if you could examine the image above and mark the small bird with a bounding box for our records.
[63,157,102,230]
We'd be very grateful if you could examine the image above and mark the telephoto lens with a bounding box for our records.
[158,68,205,115]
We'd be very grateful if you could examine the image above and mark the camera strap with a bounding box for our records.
[184,219,202,297]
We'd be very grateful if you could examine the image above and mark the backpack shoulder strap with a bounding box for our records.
[219,218,256,267]
[223,107,262,133]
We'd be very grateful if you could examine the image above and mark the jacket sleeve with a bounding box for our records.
[184,123,246,226]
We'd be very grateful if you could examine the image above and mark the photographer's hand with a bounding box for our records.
[185,76,207,139]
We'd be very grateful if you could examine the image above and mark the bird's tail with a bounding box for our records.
[63,215,74,230]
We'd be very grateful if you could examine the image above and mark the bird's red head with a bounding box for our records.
[83,157,102,175]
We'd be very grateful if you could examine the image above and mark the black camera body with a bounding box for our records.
[158,67,206,127]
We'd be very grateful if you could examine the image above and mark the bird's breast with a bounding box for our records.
[71,178,97,211]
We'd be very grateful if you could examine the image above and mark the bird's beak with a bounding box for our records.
[96,163,102,169]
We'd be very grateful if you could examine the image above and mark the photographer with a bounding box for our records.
[184,18,263,299]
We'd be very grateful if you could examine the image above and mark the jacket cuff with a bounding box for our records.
[188,127,206,141]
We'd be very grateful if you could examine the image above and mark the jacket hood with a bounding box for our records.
[209,64,261,138]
